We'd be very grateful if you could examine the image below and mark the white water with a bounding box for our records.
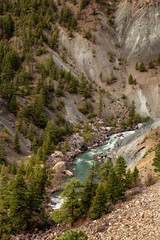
[51,130,135,210]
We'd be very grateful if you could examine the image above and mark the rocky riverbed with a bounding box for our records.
[11,180,160,240]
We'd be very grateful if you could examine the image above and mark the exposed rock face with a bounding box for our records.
[115,115,160,168]
[56,0,160,118]
[116,0,160,60]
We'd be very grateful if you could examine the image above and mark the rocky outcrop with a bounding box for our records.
[116,0,160,60]
[52,161,66,173]
[115,115,160,168]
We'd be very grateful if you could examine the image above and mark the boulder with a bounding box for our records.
[51,150,64,159]
[52,161,66,173]
[63,170,74,177]
[49,151,64,165]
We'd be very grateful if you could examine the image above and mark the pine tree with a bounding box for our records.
[132,166,139,185]
[80,162,98,214]
[13,130,20,153]
[27,123,35,141]
[125,169,133,190]
[135,62,139,70]
[0,165,10,239]
[128,74,134,84]
[39,129,45,146]
[11,158,17,175]
[9,95,18,114]
[114,156,127,180]
[34,93,47,127]
[52,178,82,225]
[64,139,69,152]
[0,134,7,163]
[113,156,127,199]
[128,100,136,125]
[90,183,107,219]
[148,60,155,69]
[139,62,146,72]
[152,142,160,173]
[105,169,120,203]
[9,172,29,232]
[156,53,160,64]
[27,163,49,227]
[18,161,26,175]
[99,158,113,182]
[31,136,37,154]
[42,134,54,156]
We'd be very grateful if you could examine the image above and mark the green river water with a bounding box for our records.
[51,131,135,209]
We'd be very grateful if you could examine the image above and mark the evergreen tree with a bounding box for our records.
[34,93,48,128]
[52,178,82,226]
[156,53,160,64]
[64,139,69,152]
[114,156,127,180]
[9,172,29,232]
[139,62,146,72]
[125,169,133,190]
[39,129,45,145]
[18,161,26,176]
[128,100,136,125]
[99,158,113,182]
[31,136,38,153]
[27,163,49,227]
[0,134,7,163]
[148,60,155,69]
[135,62,139,70]
[80,0,90,10]
[11,158,17,175]
[132,166,139,185]
[13,130,20,153]
[80,162,98,214]
[113,156,127,199]
[128,74,136,84]
[0,165,10,239]
[42,134,54,156]
[152,142,160,173]
[27,123,35,141]
[90,183,107,219]
[9,95,18,114]
[105,169,119,203]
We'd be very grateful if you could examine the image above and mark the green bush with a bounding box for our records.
[80,0,90,10]
[56,230,88,240]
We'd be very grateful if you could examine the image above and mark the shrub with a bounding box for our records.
[56,230,88,240]
[80,0,90,10]
[139,62,146,72]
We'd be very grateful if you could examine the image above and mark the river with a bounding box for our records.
[51,130,135,210]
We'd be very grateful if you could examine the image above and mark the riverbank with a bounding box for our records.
[47,119,137,169]
[47,120,136,195]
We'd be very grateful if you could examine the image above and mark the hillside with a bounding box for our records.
[1,0,160,239]
[12,180,160,239]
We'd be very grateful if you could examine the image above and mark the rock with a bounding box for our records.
[51,151,64,158]
[64,170,74,177]
[48,151,64,166]
[52,161,66,173]
[79,142,88,151]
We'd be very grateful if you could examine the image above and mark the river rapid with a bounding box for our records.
[51,130,135,210]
